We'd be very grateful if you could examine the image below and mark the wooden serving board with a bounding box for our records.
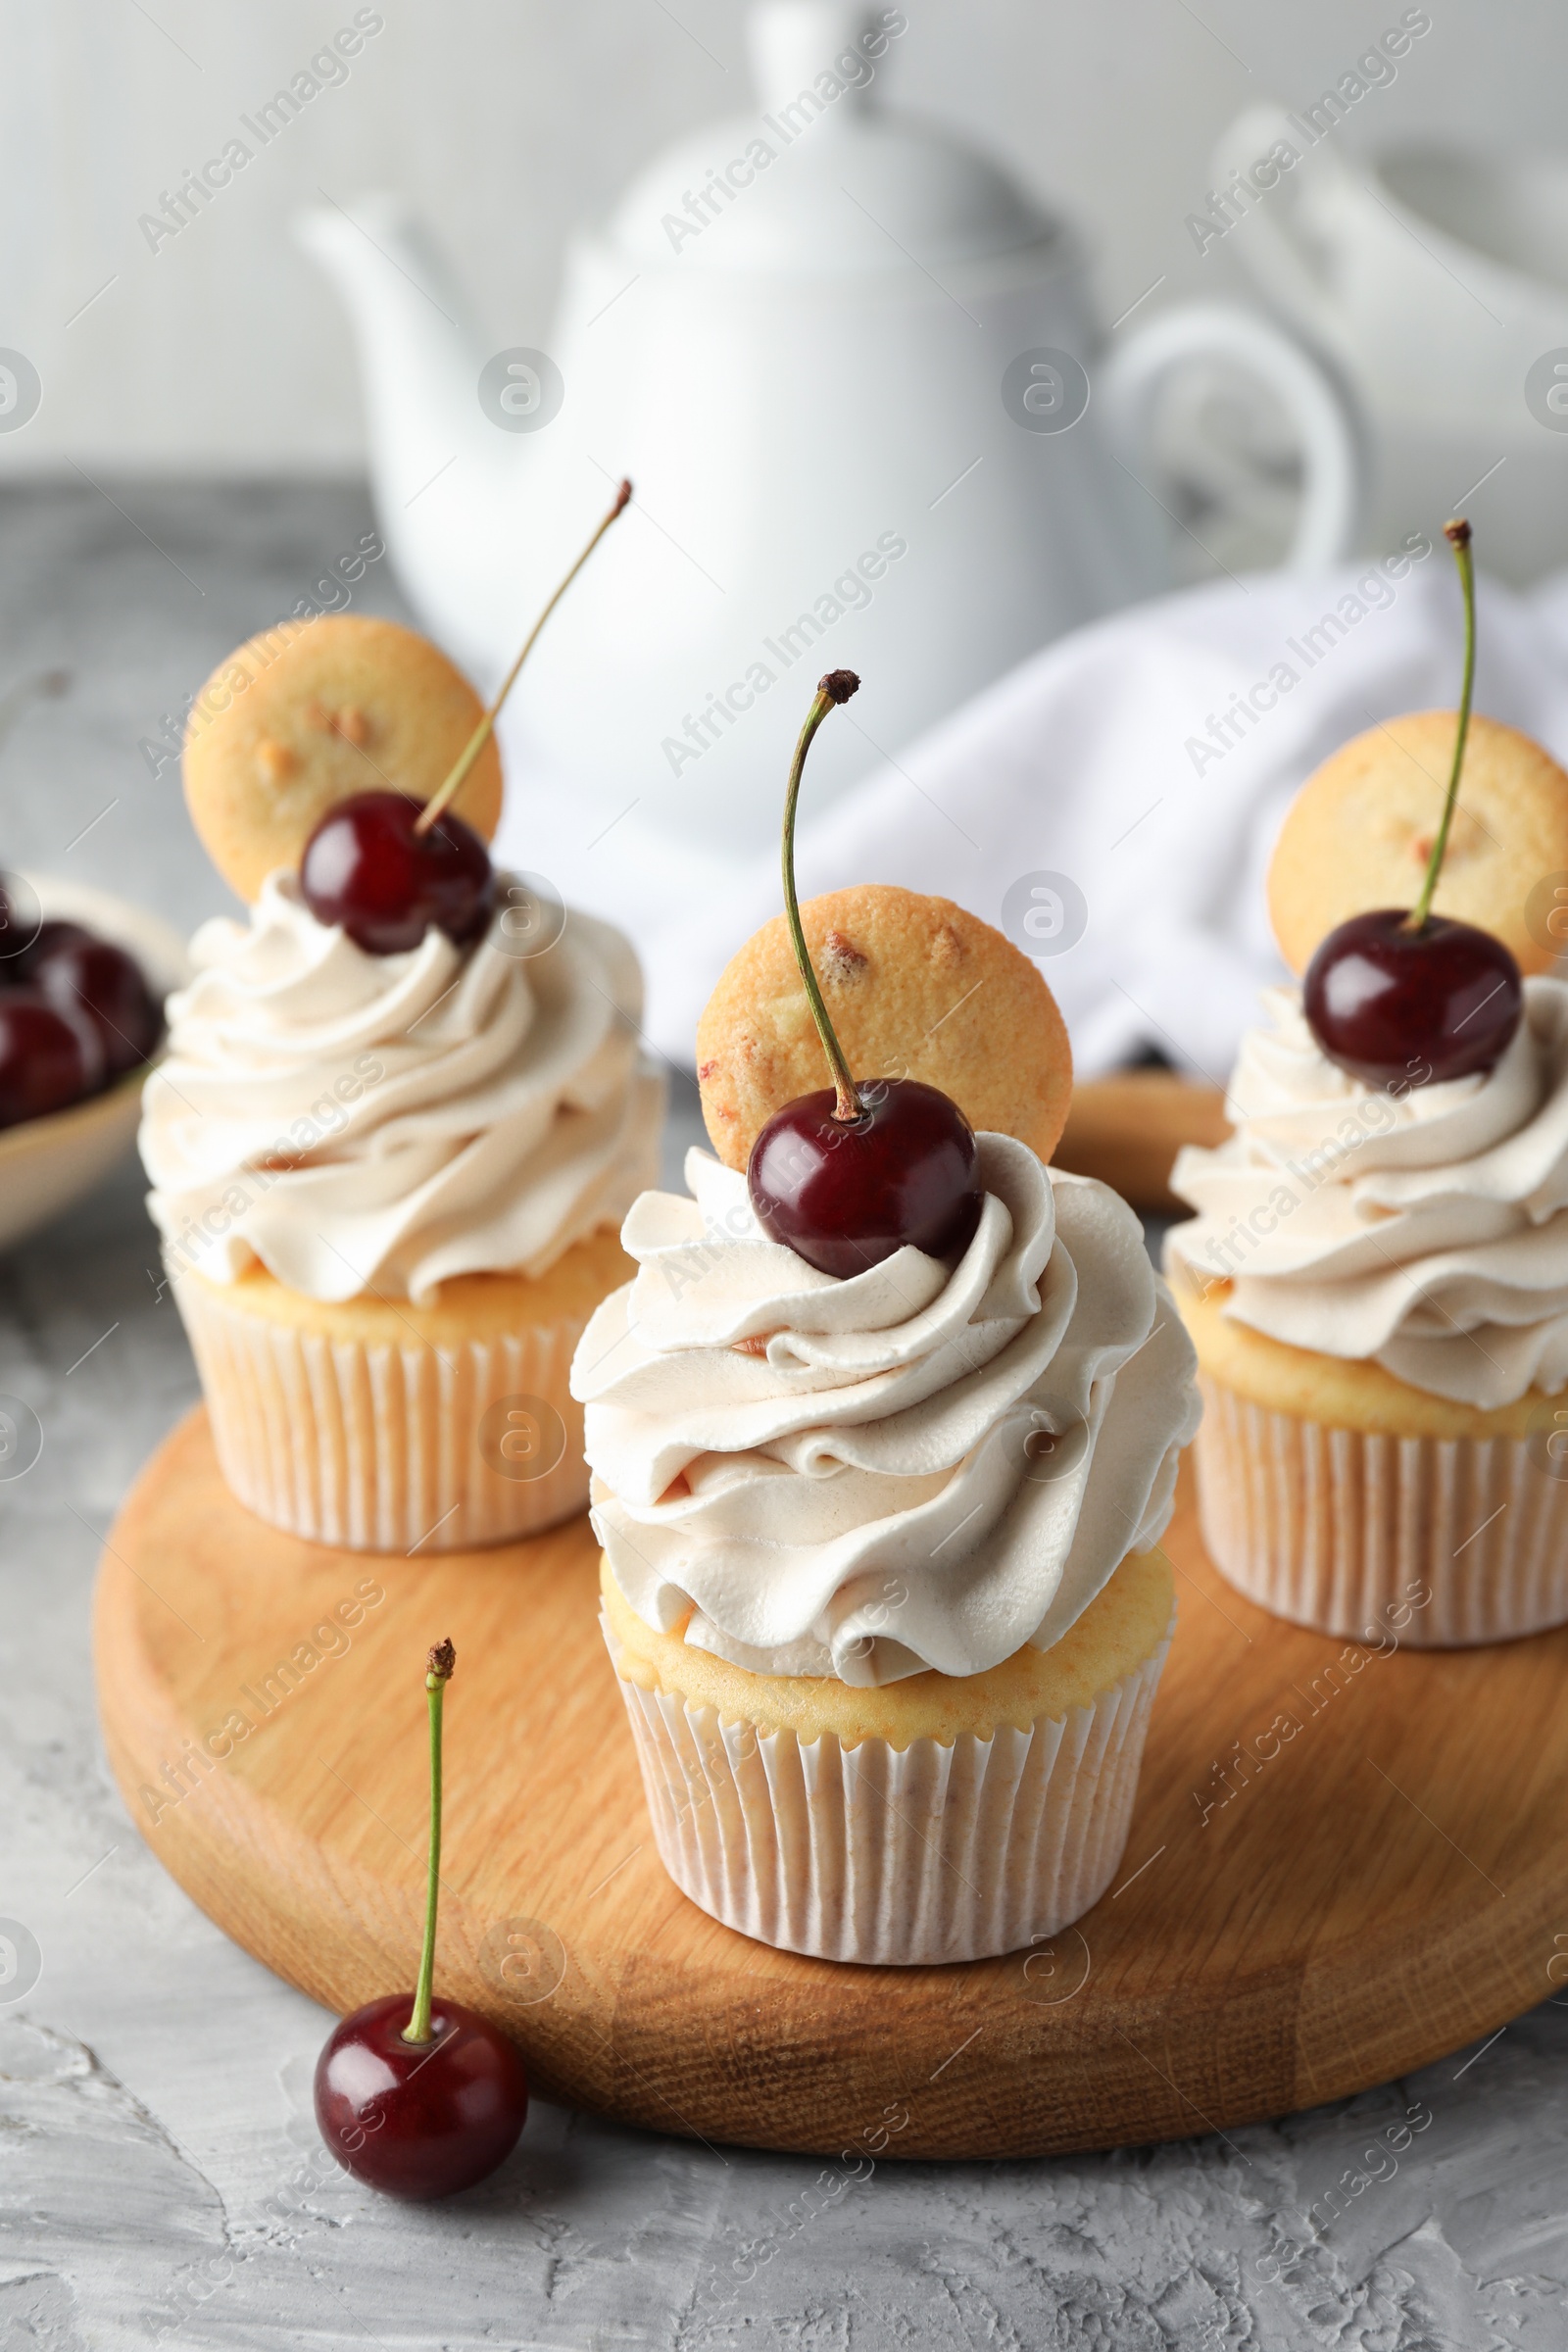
[1054,1071,1230,1211]
[95,1408,1568,2162]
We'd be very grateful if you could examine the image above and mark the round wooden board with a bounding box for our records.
[95,1407,1567,2162]
[1054,1071,1229,1212]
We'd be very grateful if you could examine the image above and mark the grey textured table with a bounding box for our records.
[4,483,1567,2352]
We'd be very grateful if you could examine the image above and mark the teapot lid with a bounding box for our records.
[602,1,1057,275]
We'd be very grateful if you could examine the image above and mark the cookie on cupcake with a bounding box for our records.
[573,671,1200,1966]
[1168,520,1568,1643]
[696,884,1072,1171]
[184,613,506,905]
[141,489,661,1553]
[1268,708,1568,981]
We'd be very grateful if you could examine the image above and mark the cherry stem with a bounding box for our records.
[1409,517,1475,932]
[414,480,633,837]
[402,1639,456,2046]
[780,671,863,1122]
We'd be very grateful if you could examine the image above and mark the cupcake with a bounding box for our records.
[144,876,660,1551]
[1168,519,1568,1644]
[143,513,662,1552]
[572,672,1200,1964]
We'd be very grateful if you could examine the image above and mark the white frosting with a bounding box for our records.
[572,1136,1200,1686]
[1166,978,1568,1408]
[140,872,663,1303]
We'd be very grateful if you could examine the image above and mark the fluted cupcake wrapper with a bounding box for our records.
[172,1268,590,1552]
[603,1613,1171,1966]
[1195,1372,1568,1646]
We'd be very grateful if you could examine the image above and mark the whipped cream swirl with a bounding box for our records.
[1167,978,1568,1408]
[573,1136,1199,1686]
[140,872,662,1302]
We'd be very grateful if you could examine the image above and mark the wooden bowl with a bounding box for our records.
[0,876,188,1253]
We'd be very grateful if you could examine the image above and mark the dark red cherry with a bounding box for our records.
[0,992,105,1125]
[1303,907,1523,1088]
[300,791,493,956]
[315,1639,523,2201]
[13,918,90,982]
[34,936,162,1075]
[315,1991,527,2201]
[749,1076,981,1278]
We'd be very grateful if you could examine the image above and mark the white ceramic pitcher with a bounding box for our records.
[1214,102,1568,583]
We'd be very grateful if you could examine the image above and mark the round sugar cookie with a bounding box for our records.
[696,886,1073,1172]
[182,614,503,902]
[1268,710,1568,975]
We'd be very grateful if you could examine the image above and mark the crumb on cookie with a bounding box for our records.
[821,929,868,982]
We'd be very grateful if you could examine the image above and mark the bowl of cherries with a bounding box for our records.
[0,871,187,1253]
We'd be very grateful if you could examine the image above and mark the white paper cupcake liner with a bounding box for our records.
[603,1613,1171,1965]
[1195,1373,1568,1645]
[173,1270,590,1552]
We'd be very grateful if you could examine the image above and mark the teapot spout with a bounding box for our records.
[295,193,527,675]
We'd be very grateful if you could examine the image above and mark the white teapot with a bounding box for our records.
[301,2,1361,860]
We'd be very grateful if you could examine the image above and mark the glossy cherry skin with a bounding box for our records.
[749,1077,981,1278]
[33,935,162,1075]
[1303,907,1523,1088]
[300,791,494,956]
[0,993,105,1126]
[12,918,90,982]
[315,1991,528,2201]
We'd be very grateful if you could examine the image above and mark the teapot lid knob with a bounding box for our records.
[747,1,881,120]
[602,0,1054,271]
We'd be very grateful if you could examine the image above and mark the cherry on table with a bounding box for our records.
[300,791,494,956]
[1303,907,1523,1088]
[316,1991,529,2202]
[750,1077,981,1277]
[0,993,105,1126]
[34,935,162,1075]
[314,1640,528,2201]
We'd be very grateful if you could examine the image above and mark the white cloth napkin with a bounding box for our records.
[495,554,1568,1087]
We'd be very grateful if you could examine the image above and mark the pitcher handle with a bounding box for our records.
[1100,300,1364,571]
